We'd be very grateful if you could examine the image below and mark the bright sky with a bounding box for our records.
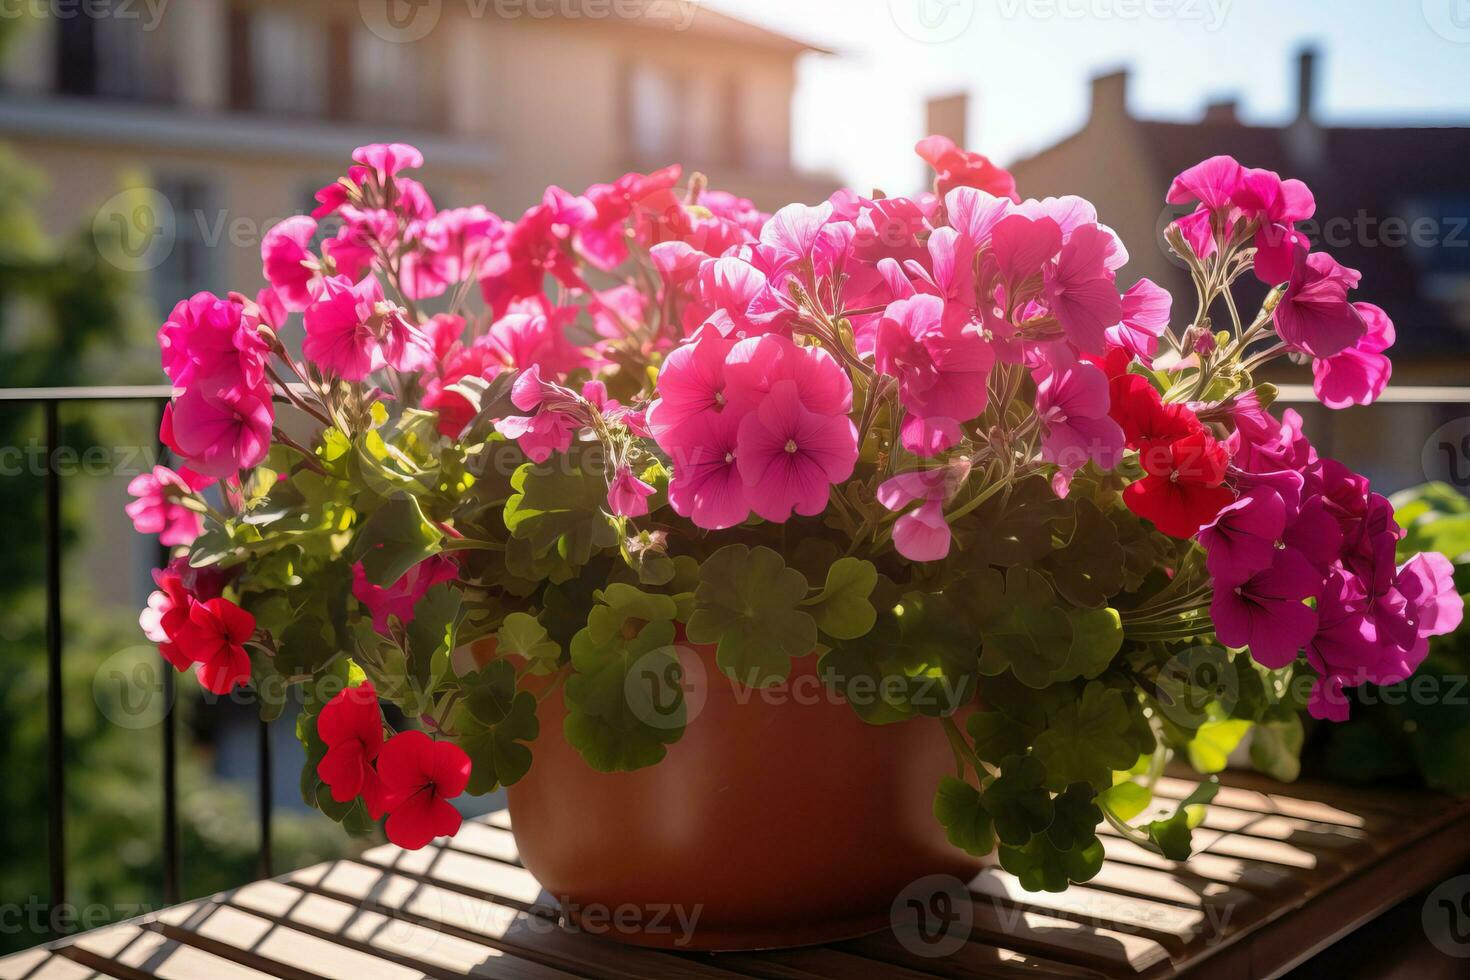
[708,0,1470,194]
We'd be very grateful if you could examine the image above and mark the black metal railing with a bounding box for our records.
[4,381,1467,939]
[1,385,273,937]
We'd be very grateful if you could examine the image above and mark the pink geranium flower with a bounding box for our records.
[607,465,656,518]
[1107,278,1171,363]
[735,381,857,522]
[723,334,851,417]
[303,274,386,380]
[158,292,269,390]
[915,135,1018,202]
[647,334,735,449]
[1210,547,1320,668]
[664,408,749,530]
[1044,224,1123,355]
[352,556,460,634]
[1198,488,1287,584]
[352,142,424,183]
[125,466,205,546]
[1033,349,1125,476]
[1273,252,1368,360]
[877,464,967,562]
[166,386,273,478]
[1311,302,1394,409]
[261,216,319,312]
[875,294,994,456]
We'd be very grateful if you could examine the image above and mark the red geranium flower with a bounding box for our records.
[316,682,386,807]
[139,567,196,671]
[175,597,255,694]
[376,731,471,850]
[1124,430,1236,539]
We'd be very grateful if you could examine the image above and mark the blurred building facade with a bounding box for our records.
[0,0,836,315]
[1008,48,1470,492]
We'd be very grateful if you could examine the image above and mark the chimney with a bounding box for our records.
[925,93,969,149]
[1295,46,1318,123]
[1286,46,1326,170]
[1202,99,1239,125]
[1090,69,1129,123]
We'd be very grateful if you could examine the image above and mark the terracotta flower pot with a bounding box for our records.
[506,643,987,951]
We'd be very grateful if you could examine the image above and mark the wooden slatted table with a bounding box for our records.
[5,772,1468,979]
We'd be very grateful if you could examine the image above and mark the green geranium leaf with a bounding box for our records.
[1044,499,1125,607]
[967,711,1033,765]
[1046,783,1102,851]
[453,692,539,795]
[496,612,561,672]
[503,452,619,565]
[405,583,463,694]
[686,545,815,688]
[1098,780,1152,822]
[1145,778,1219,861]
[350,492,443,586]
[587,583,679,644]
[564,619,684,772]
[975,567,1073,689]
[462,658,518,726]
[1249,715,1303,782]
[1185,716,1252,774]
[802,557,878,640]
[1057,607,1124,682]
[982,755,1055,846]
[818,611,915,725]
[1032,682,1139,791]
[961,475,1067,568]
[999,833,1106,893]
[934,776,996,857]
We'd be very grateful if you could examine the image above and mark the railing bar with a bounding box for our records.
[43,398,67,936]
[258,713,273,879]
[157,398,181,906]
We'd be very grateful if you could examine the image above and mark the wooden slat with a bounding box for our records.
[155,900,418,980]
[0,947,109,979]
[6,775,1469,979]
[287,860,746,980]
[69,923,274,979]
[226,879,577,980]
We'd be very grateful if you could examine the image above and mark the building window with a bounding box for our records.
[629,62,683,164]
[55,0,176,102]
[151,177,220,314]
[351,25,439,127]
[248,9,327,116]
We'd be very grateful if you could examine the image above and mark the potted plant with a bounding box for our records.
[131,140,1462,950]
